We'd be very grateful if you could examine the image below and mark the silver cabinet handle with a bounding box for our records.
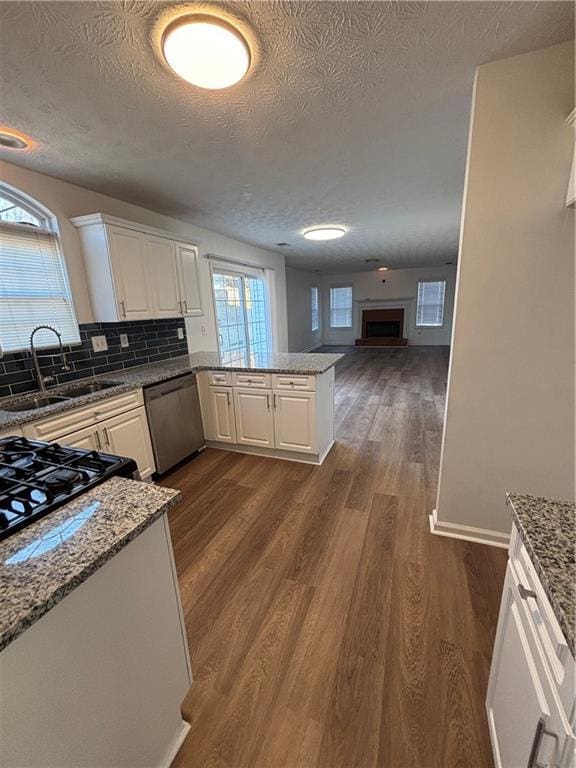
[102,426,111,447]
[226,391,231,406]
[119,300,126,318]
[183,299,188,313]
[266,393,270,410]
[178,300,184,315]
[248,378,252,383]
[528,718,559,768]
[95,430,102,450]
[273,393,278,409]
[518,584,538,601]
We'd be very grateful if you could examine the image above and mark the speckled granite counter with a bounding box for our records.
[0,350,344,431]
[0,477,181,651]
[507,493,575,655]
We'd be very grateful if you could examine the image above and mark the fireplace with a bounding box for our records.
[355,308,408,347]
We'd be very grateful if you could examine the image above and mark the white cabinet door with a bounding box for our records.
[99,406,155,479]
[487,565,575,768]
[233,388,274,448]
[273,391,316,454]
[58,424,101,452]
[145,236,181,318]
[207,387,236,444]
[108,226,153,320]
[175,242,203,317]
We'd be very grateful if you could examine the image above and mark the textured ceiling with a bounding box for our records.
[0,1,573,272]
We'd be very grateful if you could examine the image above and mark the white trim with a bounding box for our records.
[70,213,199,248]
[300,343,322,353]
[205,439,335,466]
[429,508,510,549]
[159,721,191,768]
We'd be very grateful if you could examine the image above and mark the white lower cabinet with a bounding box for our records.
[273,390,316,454]
[197,369,334,463]
[98,406,155,480]
[61,424,103,453]
[22,393,156,479]
[234,388,274,448]
[487,528,575,768]
[205,387,236,444]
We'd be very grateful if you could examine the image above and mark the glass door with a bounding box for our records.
[212,268,271,366]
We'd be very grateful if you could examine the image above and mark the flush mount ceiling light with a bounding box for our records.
[0,128,32,150]
[303,227,347,241]
[378,266,389,272]
[162,14,251,90]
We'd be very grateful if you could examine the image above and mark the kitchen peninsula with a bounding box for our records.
[0,478,191,768]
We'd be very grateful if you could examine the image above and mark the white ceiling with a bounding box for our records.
[0,1,573,272]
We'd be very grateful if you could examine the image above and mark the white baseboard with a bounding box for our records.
[429,508,510,549]
[299,344,322,352]
[160,721,190,768]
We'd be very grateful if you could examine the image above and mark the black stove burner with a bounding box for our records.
[0,436,137,541]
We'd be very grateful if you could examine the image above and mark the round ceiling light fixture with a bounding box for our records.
[162,14,251,90]
[378,266,389,272]
[0,128,32,150]
[303,226,347,241]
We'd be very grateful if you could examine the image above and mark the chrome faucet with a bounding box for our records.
[30,325,71,392]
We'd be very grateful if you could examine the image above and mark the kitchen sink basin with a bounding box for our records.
[0,395,70,412]
[58,381,122,397]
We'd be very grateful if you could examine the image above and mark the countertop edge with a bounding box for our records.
[506,492,575,657]
[0,487,181,652]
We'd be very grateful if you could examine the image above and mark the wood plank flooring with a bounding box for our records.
[162,346,507,768]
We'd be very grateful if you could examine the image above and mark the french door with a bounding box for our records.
[212,268,271,366]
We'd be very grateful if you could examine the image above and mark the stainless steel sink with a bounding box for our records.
[58,381,121,397]
[0,395,70,412]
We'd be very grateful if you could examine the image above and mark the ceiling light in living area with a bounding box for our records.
[0,128,32,150]
[378,266,389,271]
[303,227,347,241]
[162,14,251,90]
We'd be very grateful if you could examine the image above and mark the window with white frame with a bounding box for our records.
[329,285,353,328]
[311,286,319,332]
[416,280,446,327]
[0,187,80,352]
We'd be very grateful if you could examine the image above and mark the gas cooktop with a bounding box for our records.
[0,437,137,541]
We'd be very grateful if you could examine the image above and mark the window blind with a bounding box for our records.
[330,286,353,328]
[311,286,319,331]
[416,280,446,327]
[0,223,80,352]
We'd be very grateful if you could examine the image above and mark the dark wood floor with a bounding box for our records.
[162,346,507,768]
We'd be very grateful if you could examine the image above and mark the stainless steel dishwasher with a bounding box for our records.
[144,373,205,474]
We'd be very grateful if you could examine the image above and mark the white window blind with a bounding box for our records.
[330,286,353,328]
[311,286,319,331]
[416,280,446,327]
[0,223,80,352]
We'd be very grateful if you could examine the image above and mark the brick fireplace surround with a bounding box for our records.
[355,308,408,347]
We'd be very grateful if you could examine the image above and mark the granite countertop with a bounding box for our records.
[0,350,345,430]
[0,477,181,651]
[507,493,575,655]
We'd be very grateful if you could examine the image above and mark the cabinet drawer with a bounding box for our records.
[22,390,143,442]
[207,370,232,386]
[232,372,271,389]
[510,526,572,692]
[272,374,316,392]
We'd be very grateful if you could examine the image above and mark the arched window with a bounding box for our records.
[0,185,80,352]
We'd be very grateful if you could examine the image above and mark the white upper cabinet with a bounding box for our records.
[108,227,153,320]
[71,214,203,322]
[146,236,181,318]
[176,242,203,316]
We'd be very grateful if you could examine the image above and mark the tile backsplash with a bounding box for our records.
[0,319,188,399]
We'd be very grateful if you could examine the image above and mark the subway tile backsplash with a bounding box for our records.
[0,319,188,399]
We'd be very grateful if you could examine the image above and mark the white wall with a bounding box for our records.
[285,267,322,352]
[318,265,456,346]
[435,40,575,541]
[0,161,288,353]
